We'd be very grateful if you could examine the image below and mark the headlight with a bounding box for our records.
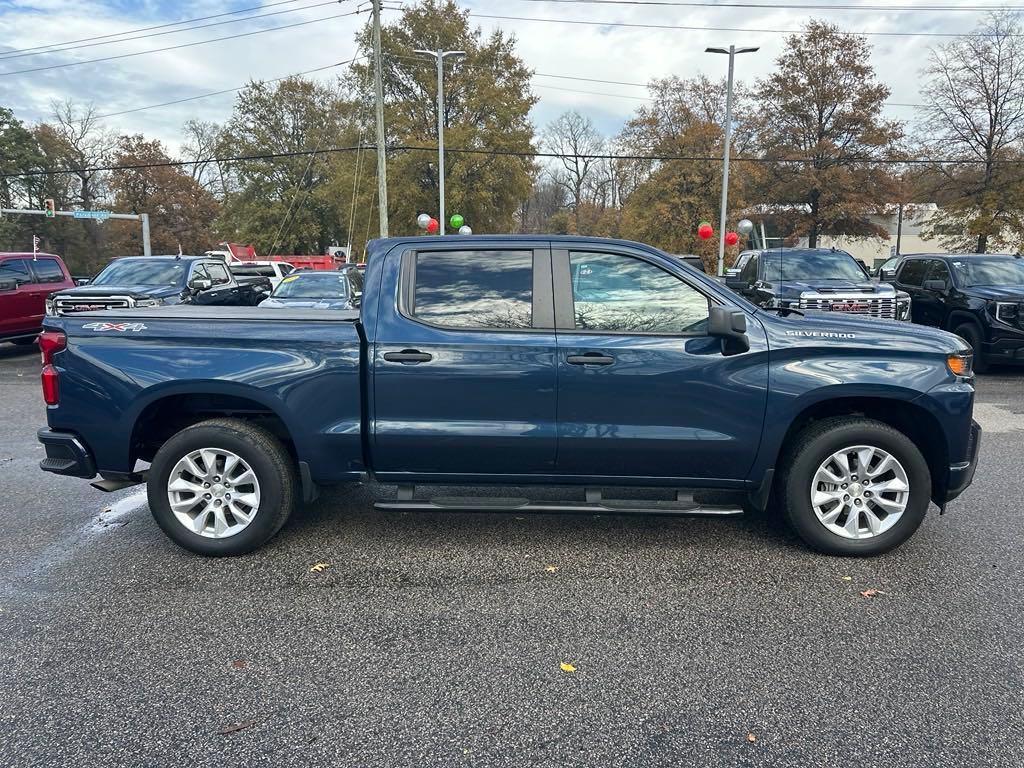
[947,352,974,378]
[992,300,1022,326]
[45,297,56,315]
[896,295,911,321]
[134,298,164,308]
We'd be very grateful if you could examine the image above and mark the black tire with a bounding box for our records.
[147,418,296,556]
[779,417,931,556]
[11,336,37,346]
[954,322,989,373]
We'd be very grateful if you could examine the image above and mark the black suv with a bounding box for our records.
[725,247,911,321]
[886,253,1024,371]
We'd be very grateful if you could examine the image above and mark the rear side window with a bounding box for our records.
[897,259,928,286]
[0,259,33,286]
[411,250,533,329]
[279,264,295,275]
[346,267,364,296]
[30,258,66,284]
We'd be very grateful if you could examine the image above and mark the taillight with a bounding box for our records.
[38,330,66,406]
[39,330,66,366]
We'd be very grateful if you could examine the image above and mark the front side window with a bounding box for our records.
[411,250,533,329]
[31,258,66,283]
[927,260,951,284]
[206,263,230,285]
[740,255,759,283]
[569,251,710,334]
[0,259,33,286]
[897,259,928,287]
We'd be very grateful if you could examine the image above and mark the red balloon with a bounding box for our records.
[697,223,714,240]
[725,231,739,246]
[426,217,439,234]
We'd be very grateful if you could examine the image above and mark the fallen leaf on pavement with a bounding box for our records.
[230,659,247,669]
[219,720,255,735]
[747,733,757,743]
[560,662,577,673]
[309,562,330,573]
[859,588,885,598]
[841,576,852,581]
[545,565,559,573]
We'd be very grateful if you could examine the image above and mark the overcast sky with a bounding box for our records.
[0,0,1005,153]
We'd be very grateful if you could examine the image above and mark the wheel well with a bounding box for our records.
[131,393,296,467]
[777,397,948,498]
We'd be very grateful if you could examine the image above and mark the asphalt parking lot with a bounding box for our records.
[1,341,1022,768]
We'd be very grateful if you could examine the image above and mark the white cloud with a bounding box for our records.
[0,0,990,152]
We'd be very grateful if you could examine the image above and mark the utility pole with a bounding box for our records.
[1,207,151,256]
[706,45,758,276]
[415,48,465,234]
[372,0,389,238]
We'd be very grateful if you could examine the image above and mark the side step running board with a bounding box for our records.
[375,488,743,516]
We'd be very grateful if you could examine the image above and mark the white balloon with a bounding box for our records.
[458,225,473,235]
[737,218,754,236]
[416,213,432,229]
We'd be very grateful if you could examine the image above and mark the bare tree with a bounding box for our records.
[917,10,1024,252]
[181,119,232,196]
[542,111,609,232]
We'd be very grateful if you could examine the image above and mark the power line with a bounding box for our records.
[0,0,309,58]
[468,11,1022,38]
[0,9,364,77]
[0,1,345,62]
[94,59,357,120]
[503,0,1024,11]
[5,144,1024,180]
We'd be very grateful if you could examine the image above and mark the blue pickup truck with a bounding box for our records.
[36,236,980,557]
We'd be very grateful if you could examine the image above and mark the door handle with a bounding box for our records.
[567,353,614,366]
[383,349,433,364]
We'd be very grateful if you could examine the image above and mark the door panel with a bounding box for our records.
[0,259,39,335]
[553,248,769,481]
[371,245,558,476]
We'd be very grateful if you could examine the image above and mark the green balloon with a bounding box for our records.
[449,214,464,229]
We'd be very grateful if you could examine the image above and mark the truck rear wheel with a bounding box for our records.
[147,418,295,556]
[780,417,931,556]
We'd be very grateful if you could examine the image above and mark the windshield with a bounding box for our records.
[93,259,188,287]
[762,251,868,282]
[272,273,350,299]
[948,257,1024,287]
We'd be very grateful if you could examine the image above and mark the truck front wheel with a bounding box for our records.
[147,418,296,556]
[780,417,931,556]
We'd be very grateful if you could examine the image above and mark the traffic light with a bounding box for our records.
[43,199,55,218]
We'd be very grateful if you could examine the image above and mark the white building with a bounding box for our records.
[793,203,952,266]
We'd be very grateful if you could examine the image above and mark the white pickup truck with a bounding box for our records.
[228,261,296,290]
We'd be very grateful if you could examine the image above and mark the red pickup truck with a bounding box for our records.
[0,252,75,345]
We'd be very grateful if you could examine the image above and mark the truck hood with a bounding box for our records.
[962,285,1024,301]
[768,279,896,299]
[260,297,353,310]
[54,284,185,300]
[763,308,967,354]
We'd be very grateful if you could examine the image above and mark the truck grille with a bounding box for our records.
[54,296,134,315]
[798,296,897,319]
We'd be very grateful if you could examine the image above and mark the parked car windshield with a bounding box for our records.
[948,257,1024,287]
[92,259,188,286]
[272,273,349,299]
[762,251,867,282]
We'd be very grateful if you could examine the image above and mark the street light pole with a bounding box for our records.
[706,44,758,276]
[415,48,465,234]
[372,0,389,238]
